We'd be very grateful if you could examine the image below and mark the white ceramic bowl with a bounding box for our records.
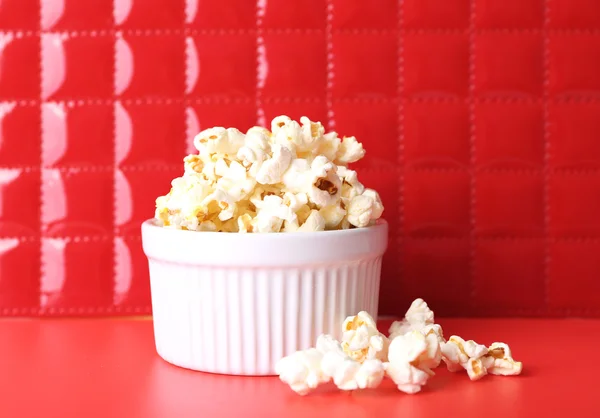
[141,219,388,376]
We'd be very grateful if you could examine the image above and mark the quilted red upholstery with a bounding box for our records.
[1,0,600,317]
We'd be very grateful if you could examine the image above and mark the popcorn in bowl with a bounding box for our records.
[154,115,383,232]
[275,298,523,395]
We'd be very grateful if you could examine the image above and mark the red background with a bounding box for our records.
[1,0,600,317]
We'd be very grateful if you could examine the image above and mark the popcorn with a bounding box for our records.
[384,331,439,394]
[297,210,325,232]
[318,335,385,391]
[389,298,443,342]
[155,115,384,232]
[338,165,365,199]
[308,156,342,208]
[276,298,523,396]
[482,342,523,376]
[255,144,293,185]
[193,127,246,157]
[236,126,271,168]
[275,348,329,395]
[346,189,384,228]
[237,213,254,233]
[201,188,236,221]
[341,311,389,363]
[441,336,490,380]
[334,136,365,166]
[319,203,346,230]
[252,195,297,233]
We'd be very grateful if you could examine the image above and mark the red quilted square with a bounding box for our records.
[0,239,39,312]
[404,169,470,237]
[115,168,182,235]
[261,101,327,129]
[114,236,150,310]
[475,0,544,28]
[549,33,600,97]
[331,33,397,99]
[0,104,40,166]
[475,33,544,97]
[475,101,544,169]
[116,35,185,98]
[187,34,256,99]
[404,101,470,169]
[262,0,326,29]
[549,173,600,238]
[404,33,469,98]
[549,102,600,169]
[42,103,113,167]
[115,0,184,28]
[476,171,544,237]
[41,238,113,311]
[42,34,113,100]
[187,103,257,151]
[188,0,256,29]
[331,0,397,29]
[402,238,471,316]
[41,169,113,236]
[0,169,40,236]
[116,102,186,167]
[549,0,600,29]
[332,101,398,170]
[0,0,38,29]
[0,35,39,99]
[404,0,470,29]
[42,0,113,30]
[549,241,600,311]
[261,33,326,98]
[474,239,545,312]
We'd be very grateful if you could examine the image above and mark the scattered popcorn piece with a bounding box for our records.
[275,348,330,395]
[341,311,389,363]
[317,335,385,391]
[482,342,523,376]
[384,331,438,394]
[389,298,442,340]
[441,336,489,380]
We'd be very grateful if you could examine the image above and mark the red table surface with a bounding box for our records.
[0,318,597,418]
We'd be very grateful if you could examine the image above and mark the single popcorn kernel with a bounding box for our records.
[341,311,388,363]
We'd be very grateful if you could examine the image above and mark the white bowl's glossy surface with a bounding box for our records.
[141,219,388,376]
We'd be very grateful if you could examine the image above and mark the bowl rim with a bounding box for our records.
[141,218,389,267]
[141,217,387,238]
